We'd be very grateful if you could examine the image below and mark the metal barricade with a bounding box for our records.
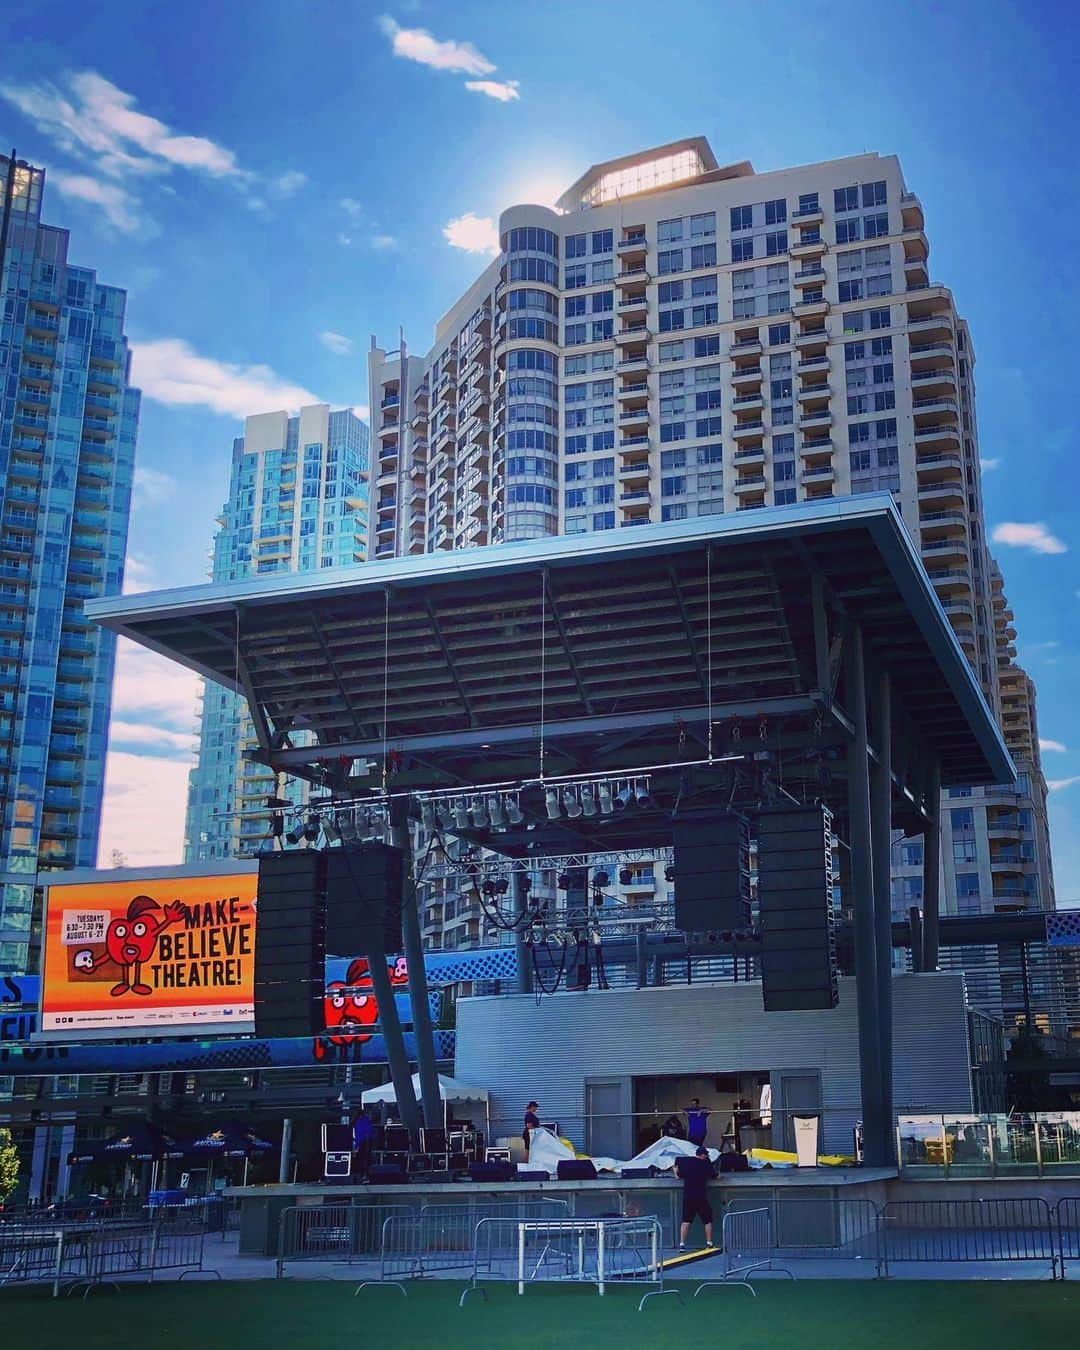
[147,1220,214,1282]
[720,1194,884,1277]
[881,1197,1058,1278]
[0,1227,70,1297]
[693,1207,796,1299]
[465,1215,674,1311]
[276,1203,414,1278]
[1054,1198,1080,1278]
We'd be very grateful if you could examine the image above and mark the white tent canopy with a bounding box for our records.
[361,1073,489,1128]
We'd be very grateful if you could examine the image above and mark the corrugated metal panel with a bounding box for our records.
[455,972,972,1155]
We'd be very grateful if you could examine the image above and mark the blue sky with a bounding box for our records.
[1,0,1077,895]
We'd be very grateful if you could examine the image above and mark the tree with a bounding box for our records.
[0,1128,19,1202]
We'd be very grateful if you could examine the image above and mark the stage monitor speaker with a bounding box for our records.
[556,1159,598,1181]
[323,1151,351,1179]
[757,804,839,1012]
[468,1161,514,1182]
[254,849,327,1037]
[321,1123,353,1152]
[324,843,404,957]
[368,1163,409,1185]
[672,812,751,933]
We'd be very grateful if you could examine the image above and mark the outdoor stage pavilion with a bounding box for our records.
[88,494,1013,1170]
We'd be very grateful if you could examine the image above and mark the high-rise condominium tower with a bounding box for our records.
[184,405,369,861]
[368,137,1053,974]
[0,152,139,975]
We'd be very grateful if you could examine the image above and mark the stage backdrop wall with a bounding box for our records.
[454,972,974,1158]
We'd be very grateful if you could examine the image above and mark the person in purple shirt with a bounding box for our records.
[684,1098,711,1146]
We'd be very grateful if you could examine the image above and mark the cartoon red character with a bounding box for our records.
[316,956,409,1058]
[80,895,186,998]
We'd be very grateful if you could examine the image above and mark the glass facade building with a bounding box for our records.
[0,153,139,976]
[184,406,369,860]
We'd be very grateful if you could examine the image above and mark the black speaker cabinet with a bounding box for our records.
[673,811,751,933]
[254,849,327,1037]
[757,805,839,1011]
[324,844,404,956]
[556,1159,598,1181]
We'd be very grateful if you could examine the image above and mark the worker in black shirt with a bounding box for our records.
[522,1101,540,1159]
[674,1146,715,1251]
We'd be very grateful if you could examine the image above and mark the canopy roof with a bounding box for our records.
[361,1072,488,1106]
[87,497,1012,810]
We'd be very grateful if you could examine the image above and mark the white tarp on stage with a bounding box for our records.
[523,1126,720,1177]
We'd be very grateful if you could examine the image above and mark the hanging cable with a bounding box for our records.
[381,588,391,795]
[706,546,713,761]
[538,570,547,780]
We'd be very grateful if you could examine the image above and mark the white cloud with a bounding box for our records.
[273,170,307,197]
[109,720,196,753]
[132,337,321,418]
[122,555,157,595]
[991,521,1068,555]
[97,750,192,869]
[1040,738,1068,753]
[132,465,177,508]
[1,70,245,180]
[372,233,398,250]
[350,404,370,422]
[49,170,142,232]
[338,232,353,247]
[1048,776,1080,793]
[980,457,1001,471]
[443,211,499,256]
[340,197,363,220]
[319,330,354,356]
[465,79,520,102]
[377,15,496,75]
[110,638,201,735]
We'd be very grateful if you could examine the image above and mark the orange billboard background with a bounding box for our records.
[41,871,257,1037]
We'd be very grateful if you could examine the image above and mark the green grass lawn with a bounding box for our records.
[2,1279,1077,1349]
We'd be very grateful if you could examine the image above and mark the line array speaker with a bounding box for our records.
[324,843,404,957]
[254,849,326,1037]
[757,804,838,1012]
[672,811,751,933]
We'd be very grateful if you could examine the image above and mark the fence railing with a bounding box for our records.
[898,1112,1080,1178]
[880,1198,1058,1277]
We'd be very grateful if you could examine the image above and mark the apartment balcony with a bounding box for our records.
[792,204,825,226]
[797,382,830,405]
[617,353,649,374]
[790,233,827,260]
[914,422,962,451]
[617,233,648,260]
[901,192,925,230]
[907,310,954,339]
[618,292,648,318]
[619,433,650,451]
[915,451,964,480]
[986,816,1023,843]
[729,337,763,357]
[409,408,428,431]
[795,326,829,351]
[617,380,649,403]
[619,487,651,506]
[799,436,834,460]
[732,444,765,465]
[793,265,827,288]
[733,472,767,494]
[918,479,965,509]
[618,405,650,430]
[801,463,836,485]
[731,391,764,412]
[904,256,929,288]
[616,323,651,344]
[798,407,832,431]
[925,566,971,596]
[919,513,969,546]
[793,294,829,320]
[941,597,974,626]
[378,420,399,442]
[990,852,1031,875]
[618,459,651,483]
[616,265,649,286]
[731,419,765,441]
[910,364,957,391]
[730,363,763,389]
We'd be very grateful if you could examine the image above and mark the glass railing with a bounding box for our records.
[898,1113,1080,1177]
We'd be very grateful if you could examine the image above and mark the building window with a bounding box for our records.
[730,205,753,232]
[691,243,717,269]
[565,265,587,289]
[834,186,859,212]
[836,218,861,244]
[731,237,754,263]
[862,180,887,207]
[592,229,613,254]
[864,213,889,239]
[566,233,587,257]
[774,487,796,505]
[690,212,716,237]
[768,322,790,346]
[765,198,787,225]
[765,230,788,257]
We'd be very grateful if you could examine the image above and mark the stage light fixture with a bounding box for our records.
[437,800,455,830]
[481,878,496,898]
[339,810,359,842]
[285,821,305,846]
[593,870,609,888]
[487,794,507,830]
[452,798,470,830]
[580,784,597,817]
[322,814,342,845]
[270,811,285,839]
[619,867,634,886]
[634,779,651,807]
[598,781,614,815]
[420,800,436,832]
[470,795,489,829]
[614,782,634,812]
[545,788,561,820]
[494,877,510,896]
[557,872,572,890]
[563,788,583,819]
[664,864,675,883]
[303,814,321,843]
[505,794,524,825]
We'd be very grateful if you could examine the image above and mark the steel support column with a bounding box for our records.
[362,941,421,1140]
[513,871,534,995]
[845,625,886,1167]
[922,760,942,972]
[870,667,896,1164]
[390,801,443,1133]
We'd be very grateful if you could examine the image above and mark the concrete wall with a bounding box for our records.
[455,972,973,1156]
